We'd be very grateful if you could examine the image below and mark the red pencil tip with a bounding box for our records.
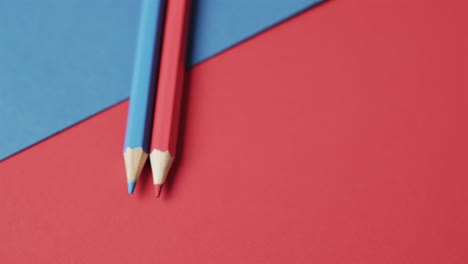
[154,184,163,198]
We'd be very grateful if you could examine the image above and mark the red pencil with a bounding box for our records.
[150,0,192,197]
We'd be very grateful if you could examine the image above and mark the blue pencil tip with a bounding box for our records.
[128,182,136,194]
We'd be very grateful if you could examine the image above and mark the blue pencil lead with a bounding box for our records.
[128,182,137,194]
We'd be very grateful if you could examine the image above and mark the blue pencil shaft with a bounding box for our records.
[124,0,166,152]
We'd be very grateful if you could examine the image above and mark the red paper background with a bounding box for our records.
[1,0,467,263]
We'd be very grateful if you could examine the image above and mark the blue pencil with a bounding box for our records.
[123,0,166,194]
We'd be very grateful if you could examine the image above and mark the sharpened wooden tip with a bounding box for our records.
[124,147,148,192]
[154,184,163,198]
[150,149,174,189]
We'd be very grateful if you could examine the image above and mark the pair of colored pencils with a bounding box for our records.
[123,0,191,197]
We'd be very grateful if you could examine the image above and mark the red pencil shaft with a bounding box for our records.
[151,0,191,155]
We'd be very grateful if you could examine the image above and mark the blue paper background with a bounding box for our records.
[0,0,323,160]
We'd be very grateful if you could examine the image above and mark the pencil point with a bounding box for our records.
[124,147,148,194]
[128,182,136,194]
[154,184,163,198]
[150,150,174,197]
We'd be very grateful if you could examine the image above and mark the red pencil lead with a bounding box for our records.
[154,184,163,198]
